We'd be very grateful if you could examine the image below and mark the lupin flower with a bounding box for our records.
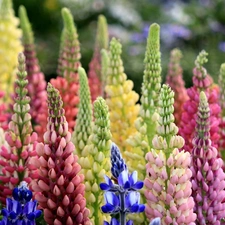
[126,23,161,181]
[31,83,91,225]
[19,6,48,142]
[101,143,144,225]
[166,48,188,126]
[0,181,42,225]
[191,91,225,224]
[218,63,225,160]
[105,37,139,155]
[72,67,93,157]
[0,0,23,102]
[0,53,38,205]
[179,50,221,153]
[88,15,109,101]
[0,92,8,131]
[79,97,112,225]
[145,84,196,224]
[51,8,81,132]
[103,218,161,225]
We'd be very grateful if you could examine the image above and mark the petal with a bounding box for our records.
[150,218,161,225]
[118,170,129,186]
[133,181,144,190]
[1,209,9,217]
[126,192,139,207]
[101,204,115,213]
[103,222,110,225]
[124,181,131,189]
[138,204,145,213]
[105,192,119,206]
[129,204,139,213]
[100,183,110,191]
[27,212,35,221]
[129,171,137,186]
[126,220,134,225]
[34,210,42,218]
[104,175,113,186]
[111,218,120,225]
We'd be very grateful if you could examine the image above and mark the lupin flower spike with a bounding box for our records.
[100,143,144,225]
[145,84,196,224]
[105,37,139,155]
[0,91,8,131]
[0,181,42,225]
[191,91,225,224]
[218,63,225,160]
[88,15,109,101]
[0,53,38,205]
[101,49,109,97]
[19,6,48,142]
[0,0,23,102]
[51,7,81,132]
[126,23,161,181]
[179,50,221,153]
[166,48,188,126]
[31,83,91,225]
[72,67,93,157]
[79,97,112,225]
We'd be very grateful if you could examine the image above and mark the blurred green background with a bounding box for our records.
[12,0,225,94]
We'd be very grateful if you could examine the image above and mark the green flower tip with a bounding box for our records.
[78,67,86,78]
[220,63,225,76]
[0,0,12,15]
[199,91,207,104]
[19,5,34,45]
[171,48,182,61]
[61,7,76,34]
[110,37,122,56]
[94,97,108,116]
[18,52,26,65]
[195,50,208,68]
[97,14,108,49]
[148,23,160,45]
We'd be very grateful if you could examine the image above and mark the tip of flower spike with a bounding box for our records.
[110,143,127,179]
[199,91,207,103]
[148,23,160,48]
[0,0,12,16]
[12,181,32,204]
[78,67,86,78]
[195,50,208,69]
[171,48,182,61]
[110,38,122,55]
[18,52,26,64]
[61,7,76,35]
[19,5,34,45]
[220,63,225,76]
[196,91,210,138]
[97,15,108,50]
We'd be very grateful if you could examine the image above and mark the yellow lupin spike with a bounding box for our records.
[79,97,112,225]
[105,37,140,156]
[0,0,23,102]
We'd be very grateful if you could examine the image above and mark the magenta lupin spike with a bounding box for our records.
[191,91,225,224]
[179,51,221,153]
[31,83,91,225]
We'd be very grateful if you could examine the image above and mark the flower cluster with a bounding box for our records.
[0,0,23,102]
[88,15,109,102]
[0,53,38,204]
[145,84,196,224]
[51,8,81,132]
[31,83,91,225]
[0,181,42,225]
[191,91,225,224]
[179,50,221,153]
[166,48,188,127]
[19,6,48,142]
[100,143,144,225]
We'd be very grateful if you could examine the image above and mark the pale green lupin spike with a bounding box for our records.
[96,15,108,50]
[79,97,111,225]
[142,23,161,111]
[100,49,109,94]
[19,6,34,45]
[153,84,184,154]
[0,0,13,18]
[61,7,76,37]
[72,67,93,157]
[195,50,208,78]
[169,48,183,76]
